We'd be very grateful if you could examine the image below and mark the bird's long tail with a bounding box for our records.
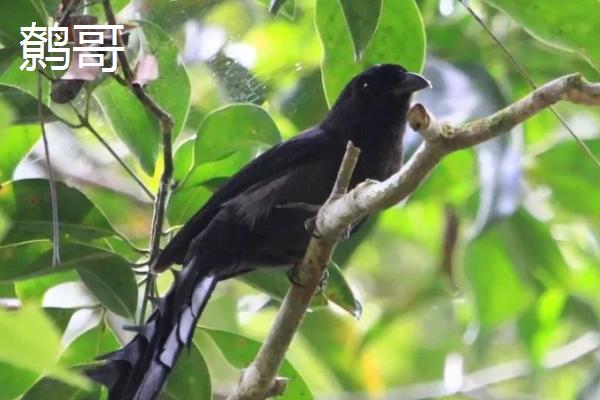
[86,256,217,400]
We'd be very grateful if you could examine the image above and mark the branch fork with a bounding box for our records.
[227,73,600,399]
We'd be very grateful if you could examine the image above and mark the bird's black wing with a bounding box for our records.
[154,126,336,270]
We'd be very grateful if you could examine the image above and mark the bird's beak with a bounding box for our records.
[402,72,432,93]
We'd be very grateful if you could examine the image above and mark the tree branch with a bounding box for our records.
[226,73,600,399]
[227,142,361,400]
[101,0,174,322]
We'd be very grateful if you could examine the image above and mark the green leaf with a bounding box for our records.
[0,0,47,47]
[269,0,289,15]
[0,362,38,400]
[0,241,126,286]
[0,179,116,245]
[167,184,213,227]
[499,209,570,288]
[16,270,78,305]
[339,0,382,61]
[466,208,570,329]
[0,305,88,389]
[0,98,12,133]
[1,238,137,317]
[60,324,120,367]
[316,0,426,104]
[194,104,281,164]
[486,0,600,71]
[168,142,255,226]
[204,329,313,400]
[96,20,191,175]
[280,69,329,131]
[241,269,300,301]
[0,58,50,105]
[324,262,362,319]
[138,20,191,141]
[517,288,566,364]
[163,341,211,400]
[532,139,600,222]
[0,124,40,183]
[564,296,600,330]
[77,257,138,319]
[95,82,160,175]
[464,222,534,327]
[0,85,54,124]
[22,378,100,400]
[0,283,14,297]
[241,269,328,309]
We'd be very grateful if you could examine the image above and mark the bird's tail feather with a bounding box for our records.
[86,256,217,400]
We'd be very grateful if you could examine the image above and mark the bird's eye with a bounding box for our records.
[362,82,369,89]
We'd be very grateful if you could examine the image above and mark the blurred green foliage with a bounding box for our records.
[1,0,600,399]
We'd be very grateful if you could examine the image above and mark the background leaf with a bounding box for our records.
[0,0,47,47]
[316,0,426,104]
[486,0,600,71]
[194,104,281,164]
[204,329,313,400]
[0,179,116,245]
[22,378,100,400]
[0,125,40,183]
[0,305,88,389]
[163,342,211,400]
[138,20,192,141]
[338,0,382,61]
[77,258,138,319]
[95,82,160,175]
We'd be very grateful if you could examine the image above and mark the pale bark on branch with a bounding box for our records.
[226,73,600,400]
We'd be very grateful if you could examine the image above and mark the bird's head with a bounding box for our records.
[323,64,431,139]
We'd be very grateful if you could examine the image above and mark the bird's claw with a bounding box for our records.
[286,264,305,287]
[304,217,322,239]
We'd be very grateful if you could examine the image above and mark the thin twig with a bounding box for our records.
[37,73,61,266]
[227,142,361,400]
[458,0,600,171]
[101,0,174,323]
[71,106,155,200]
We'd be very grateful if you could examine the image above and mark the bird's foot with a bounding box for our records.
[286,264,305,287]
[304,217,322,239]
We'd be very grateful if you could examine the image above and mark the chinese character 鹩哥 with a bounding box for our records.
[73,24,124,73]
[46,23,70,71]
[20,22,48,71]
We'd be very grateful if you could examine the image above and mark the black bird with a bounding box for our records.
[87,64,430,400]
